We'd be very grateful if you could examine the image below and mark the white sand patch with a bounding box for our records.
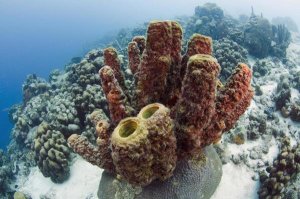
[247,56,256,67]
[17,157,103,199]
[247,99,257,112]
[264,140,279,163]
[211,163,258,199]
[260,82,277,95]
[291,88,300,101]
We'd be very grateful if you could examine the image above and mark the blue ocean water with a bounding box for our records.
[0,1,127,149]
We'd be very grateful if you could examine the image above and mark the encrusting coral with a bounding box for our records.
[68,20,253,186]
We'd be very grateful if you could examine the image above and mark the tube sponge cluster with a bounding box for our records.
[68,20,253,186]
[111,103,176,186]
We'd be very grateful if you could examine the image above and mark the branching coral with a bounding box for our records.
[271,24,291,58]
[68,20,253,186]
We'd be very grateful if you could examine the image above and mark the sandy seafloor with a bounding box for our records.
[13,33,300,199]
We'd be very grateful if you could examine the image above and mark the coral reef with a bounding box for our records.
[252,60,270,78]
[22,74,50,103]
[68,20,253,186]
[66,58,101,87]
[243,14,273,58]
[243,12,291,58]
[0,149,14,198]
[33,122,71,183]
[290,102,300,122]
[184,4,291,60]
[247,110,268,140]
[271,24,291,58]
[183,4,291,60]
[7,48,107,182]
[185,3,241,41]
[272,17,299,32]
[258,137,300,198]
[274,75,300,122]
[11,94,49,144]
[45,92,81,137]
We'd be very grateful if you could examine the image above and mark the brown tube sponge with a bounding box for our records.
[185,34,213,56]
[175,54,220,158]
[111,117,153,186]
[103,47,126,90]
[132,36,146,55]
[68,116,115,173]
[99,66,133,123]
[181,34,213,80]
[135,21,182,109]
[203,63,253,145]
[95,119,115,173]
[68,133,115,173]
[128,41,140,75]
[128,36,146,79]
[138,103,177,181]
[111,103,176,186]
[163,22,183,107]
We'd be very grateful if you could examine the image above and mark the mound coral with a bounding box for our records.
[68,20,253,186]
[213,38,248,81]
[34,122,71,183]
[258,137,300,198]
